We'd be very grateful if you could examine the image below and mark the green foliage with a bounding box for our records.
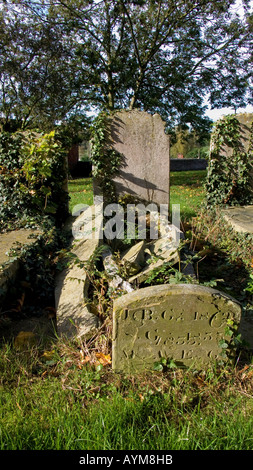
[170,126,211,159]
[190,206,253,303]
[143,259,195,287]
[218,319,243,363]
[245,274,253,295]
[90,112,123,204]
[1,1,251,131]
[1,224,71,306]
[0,130,69,230]
[153,357,178,371]
[205,115,253,206]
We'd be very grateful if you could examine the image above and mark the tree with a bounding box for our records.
[170,125,211,158]
[0,1,88,130]
[1,0,252,131]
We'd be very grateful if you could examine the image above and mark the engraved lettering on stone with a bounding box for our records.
[133,309,145,322]
[209,311,229,328]
[112,285,242,371]
[123,309,128,320]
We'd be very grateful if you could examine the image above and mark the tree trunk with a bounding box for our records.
[129,70,145,110]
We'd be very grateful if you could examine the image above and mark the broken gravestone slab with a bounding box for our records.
[112,284,241,371]
[55,238,101,339]
[121,241,146,276]
[0,228,42,302]
[102,246,134,294]
[93,110,170,205]
[55,208,103,339]
[221,205,253,234]
[128,234,180,284]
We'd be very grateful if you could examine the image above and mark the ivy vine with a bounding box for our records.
[90,112,123,204]
[0,130,69,231]
[205,115,253,207]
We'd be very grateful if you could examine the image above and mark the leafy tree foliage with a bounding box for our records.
[170,126,210,159]
[0,0,252,132]
[0,1,89,130]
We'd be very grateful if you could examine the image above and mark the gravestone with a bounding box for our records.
[0,228,42,302]
[94,110,170,206]
[55,207,103,339]
[112,284,241,371]
[210,113,253,189]
[216,113,253,156]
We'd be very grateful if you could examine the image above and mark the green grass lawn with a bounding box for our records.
[68,170,207,220]
[68,177,93,212]
[0,341,253,450]
[170,170,206,220]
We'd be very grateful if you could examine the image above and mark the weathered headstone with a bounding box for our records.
[210,113,253,191]
[94,110,170,206]
[217,113,253,156]
[112,284,241,371]
[0,228,42,302]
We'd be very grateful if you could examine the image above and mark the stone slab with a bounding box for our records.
[55,216,102,339]
[95,110,170,205]
[0,228,41,301]
[121,241,146,276]
[128,235,180,284]
[102,246,134,294]
[221,205,253,234]
[0,228,41,266]
[112,284,241,371]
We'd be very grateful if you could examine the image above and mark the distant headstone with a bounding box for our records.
[112,284,241,371]
[210,113,253,190]
[216,113,253,157]
[94,110,170,206]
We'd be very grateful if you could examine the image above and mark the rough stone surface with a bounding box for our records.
[0,229,41,301]
[218,113,253,157]
[128,235,180,284]
[55,212,102,339]
[121,241,146,276]
[112,284,241,371]
[0,229,41,265]
[71,202,103,241]
[95,110,170,205]
[221,205,253,234]
[102,246,134,293]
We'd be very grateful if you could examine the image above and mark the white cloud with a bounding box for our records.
[206,105,253,122]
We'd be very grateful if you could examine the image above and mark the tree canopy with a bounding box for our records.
[0,0,252,132]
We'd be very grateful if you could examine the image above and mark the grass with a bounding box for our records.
[0,340,253,450]
[68,177,93,212]
[170,170,207,221]
[68,170,207,220]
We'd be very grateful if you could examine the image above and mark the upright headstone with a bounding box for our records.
[112,284,241,371]
[210,113,253,189]
[216,113,253,157]
[94,110,170,206]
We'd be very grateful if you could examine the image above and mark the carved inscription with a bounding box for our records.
[112,285,242,371]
